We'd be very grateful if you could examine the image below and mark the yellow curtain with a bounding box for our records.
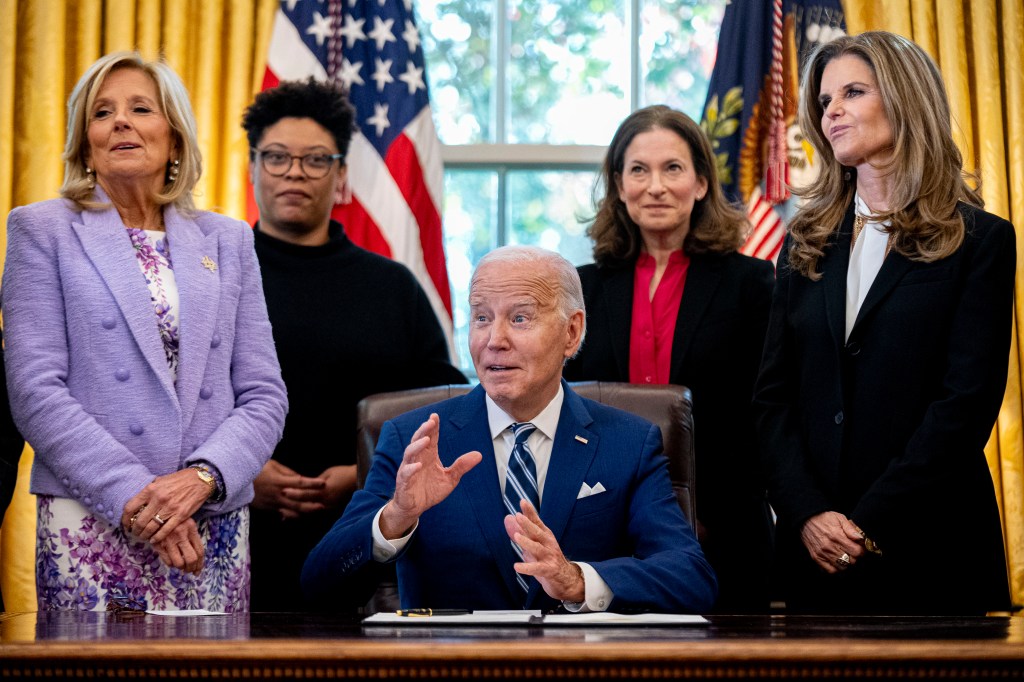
[845,0,1024,609]
[0,0,279,612]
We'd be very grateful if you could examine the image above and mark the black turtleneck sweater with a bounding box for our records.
[250,221,466,610]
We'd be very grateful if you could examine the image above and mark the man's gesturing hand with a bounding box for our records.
[504,499,585,603]
[379,413,482,539]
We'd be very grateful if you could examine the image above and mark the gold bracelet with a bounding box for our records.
[864,536,883,556]
[127,504,146,532]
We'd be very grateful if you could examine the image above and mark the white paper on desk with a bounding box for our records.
[146,609,228,616]
[363,610,541,625]
[542,612,708,626]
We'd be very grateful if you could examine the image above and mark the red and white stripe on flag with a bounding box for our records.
[749,0,788,266]
[741,186,785,264]
[262,0,455,351]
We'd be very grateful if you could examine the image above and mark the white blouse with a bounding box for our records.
[845,194,889,340]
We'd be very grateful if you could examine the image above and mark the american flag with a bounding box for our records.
[262,0,453,345]
[701,0,846,264]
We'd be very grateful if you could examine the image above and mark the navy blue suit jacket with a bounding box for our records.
[302,382,717,613]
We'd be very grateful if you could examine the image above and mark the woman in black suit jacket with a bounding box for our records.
[754,31,1014,615]
[564,106,775,612]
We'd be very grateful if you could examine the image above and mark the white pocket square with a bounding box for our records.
[577,482,607,499]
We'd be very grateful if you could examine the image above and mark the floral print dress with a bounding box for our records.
[36,228,250,612]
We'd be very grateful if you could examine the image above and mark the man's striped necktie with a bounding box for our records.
[504,422,539,595]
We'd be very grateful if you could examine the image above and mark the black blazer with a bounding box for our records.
[565,251,775,611]
[0,328,23,527]
[0,328,24,613]
[754,202,1014,614]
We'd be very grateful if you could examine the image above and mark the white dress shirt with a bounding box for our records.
[371,384,614,611]
[846,193,890,340]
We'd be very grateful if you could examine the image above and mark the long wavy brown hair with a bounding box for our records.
[588,105,748,268]
[788,31,981,280]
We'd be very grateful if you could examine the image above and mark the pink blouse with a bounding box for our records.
[629,251,689,384]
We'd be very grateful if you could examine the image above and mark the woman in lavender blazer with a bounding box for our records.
[1,52,287,612]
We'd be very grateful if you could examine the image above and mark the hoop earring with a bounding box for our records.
[167,159,180,183]
[85,166,95,190]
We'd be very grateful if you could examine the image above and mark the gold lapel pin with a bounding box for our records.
[574,435,589,444]
[201,256,217,272]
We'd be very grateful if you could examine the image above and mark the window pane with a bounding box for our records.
[507,0,629,144]
[419,0,495,144]
[641,0,726,119]
[506,170,597,266]
[443,170,499,371]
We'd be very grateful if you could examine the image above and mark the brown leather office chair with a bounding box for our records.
[355,381,696,527]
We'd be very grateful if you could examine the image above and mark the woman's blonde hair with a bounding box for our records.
[60,51,202,214]
[788,31,980,279]
[589,105,748,268]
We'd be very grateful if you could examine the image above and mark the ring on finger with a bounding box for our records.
[153,513,169,526]
[836,552,851,568]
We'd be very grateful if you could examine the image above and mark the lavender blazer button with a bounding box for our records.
[211,334,221,348]
[101,318,116,330]
[130,423,144,436]
[115,368,130,382]
[199,387,213,400]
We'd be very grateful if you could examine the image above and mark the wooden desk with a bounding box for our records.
[2,612,1022,680]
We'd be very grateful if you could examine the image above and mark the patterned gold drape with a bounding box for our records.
[0,0,279,612]
[845,0,1024,609]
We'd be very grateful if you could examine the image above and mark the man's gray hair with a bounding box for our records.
[471,245,587,344]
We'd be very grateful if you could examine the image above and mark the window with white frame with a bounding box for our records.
[418,0,727,372]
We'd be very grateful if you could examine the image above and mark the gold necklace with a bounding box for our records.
[851,212,894,256]
[852,213,866,249]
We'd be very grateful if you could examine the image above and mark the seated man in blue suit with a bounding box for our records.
[302,245,717,613]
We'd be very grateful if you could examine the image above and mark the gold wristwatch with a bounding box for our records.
[191,465,216,491]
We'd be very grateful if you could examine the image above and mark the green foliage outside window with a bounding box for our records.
[416,0,726,373]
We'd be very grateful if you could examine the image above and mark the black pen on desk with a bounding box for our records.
[396,608,471,617]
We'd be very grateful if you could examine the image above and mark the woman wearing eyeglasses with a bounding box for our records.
[1,52,287,611]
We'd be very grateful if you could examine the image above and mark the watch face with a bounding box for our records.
[195,468,214,484]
